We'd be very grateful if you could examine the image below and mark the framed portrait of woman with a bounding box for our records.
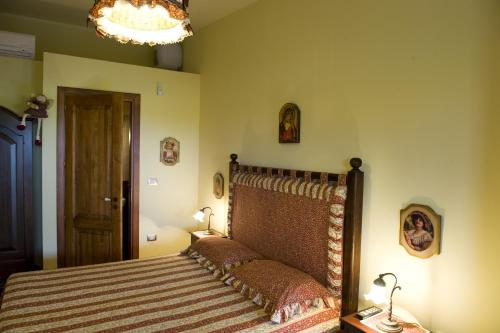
[399,204,441,259]
[279,103,300,143]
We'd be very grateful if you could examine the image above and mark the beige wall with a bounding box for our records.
[0,56,42,114]
[42,53,200,268]
[0,13,155,67]
[183,0,500,332]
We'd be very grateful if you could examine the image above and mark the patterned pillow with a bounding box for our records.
[222,260,335,324]
[187,237,263,277]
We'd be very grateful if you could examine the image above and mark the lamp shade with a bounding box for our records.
[193,210,205,222]
[88,0,193,45]
[365,284,387,304]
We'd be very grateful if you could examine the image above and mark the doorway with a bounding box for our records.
[56,87,140,268]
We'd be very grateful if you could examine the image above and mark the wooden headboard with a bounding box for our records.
[227,154,364,317]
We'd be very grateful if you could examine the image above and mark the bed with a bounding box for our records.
[0,154,364,333]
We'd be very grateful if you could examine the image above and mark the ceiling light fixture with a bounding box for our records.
[88,0,193,45]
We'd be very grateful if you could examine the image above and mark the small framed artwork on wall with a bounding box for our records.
[213,172,224,199]
[160,137,180,166]
[400,204,441,259]
[279,103,300,143]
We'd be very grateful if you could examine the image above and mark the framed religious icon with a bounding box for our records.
[399,204,441,259]
[213,172,224,199]
[160,137,180,166]
[279,103,300,143]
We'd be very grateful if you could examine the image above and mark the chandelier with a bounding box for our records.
[88,0,193,45]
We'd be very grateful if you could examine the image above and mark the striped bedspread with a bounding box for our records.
[0,254,339,333]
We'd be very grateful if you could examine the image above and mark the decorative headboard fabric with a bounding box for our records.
[228,171,347,299]
[227,154,364,317]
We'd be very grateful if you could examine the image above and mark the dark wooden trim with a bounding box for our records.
[228,154,364,317]
[342,157,364,316]
[126,94,140,260]
[56,88,66,267]
[56,87,140,267]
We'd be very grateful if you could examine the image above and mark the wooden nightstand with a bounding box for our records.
[341,313,378,333]
[190,230,225,244]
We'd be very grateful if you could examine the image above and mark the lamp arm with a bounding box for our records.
[379,273,401,322]
[207,212,214,230]
[201,207,214,230]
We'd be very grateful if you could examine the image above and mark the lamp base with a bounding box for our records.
[203,229,214,235]
[376,318,403,333]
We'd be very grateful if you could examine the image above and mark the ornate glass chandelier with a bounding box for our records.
[88,0,193,45]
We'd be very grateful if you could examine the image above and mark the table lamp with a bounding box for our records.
[193,207,214,235]
[366,272,403,333]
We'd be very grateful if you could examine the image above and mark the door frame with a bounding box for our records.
[56,87,140,267]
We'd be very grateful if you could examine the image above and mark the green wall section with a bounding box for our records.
[0,13,156,67]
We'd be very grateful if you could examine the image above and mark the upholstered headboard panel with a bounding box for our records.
[227,166,347,301]
[226,154,364,316]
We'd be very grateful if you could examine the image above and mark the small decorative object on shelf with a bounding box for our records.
[213,172,224,199]
[160,137,179,166]
[17,93,51,146]
[279,103,300,143]
[400,204,441,259]
[365,273,403,332]
[193,206,214,235]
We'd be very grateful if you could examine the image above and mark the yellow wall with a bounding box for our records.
[183,0,500,332]
[0,13,155,67]
[42,53,200,268]
[0,56,42,114]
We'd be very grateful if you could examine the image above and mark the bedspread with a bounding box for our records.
[0,254,338,333]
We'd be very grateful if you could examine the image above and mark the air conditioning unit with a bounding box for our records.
[0,31,35,60]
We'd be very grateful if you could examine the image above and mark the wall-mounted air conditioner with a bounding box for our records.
[0,31,36,60]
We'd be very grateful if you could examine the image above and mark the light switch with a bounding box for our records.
[157,82,164,96]
[147,234,157,241]
[147,177,159,186]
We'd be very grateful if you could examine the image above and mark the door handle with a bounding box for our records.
[104,197,112,202]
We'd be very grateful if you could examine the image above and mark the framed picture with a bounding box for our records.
[279,103,300,143]
[399,204,441,259]
[160,137,179,166]
[213,172,224,199]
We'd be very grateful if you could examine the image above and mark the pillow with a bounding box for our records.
[222,260,335,324]
[186,237,263,277]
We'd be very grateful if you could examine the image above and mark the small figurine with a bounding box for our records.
[17,94,51,145]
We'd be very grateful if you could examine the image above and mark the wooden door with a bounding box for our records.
[64,93,124,267]
[0,106,34,280]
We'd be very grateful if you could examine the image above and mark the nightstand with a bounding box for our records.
[341,313,378,333]
[190,230,225,244]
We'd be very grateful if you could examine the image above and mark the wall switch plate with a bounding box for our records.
[157,82,164,96]
[147,234,157,242]
[147,177,159,186]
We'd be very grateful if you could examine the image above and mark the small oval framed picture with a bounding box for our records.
[399,204,441,259]
[213,172,224,199]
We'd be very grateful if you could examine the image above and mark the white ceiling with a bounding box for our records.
[0,0,258,30]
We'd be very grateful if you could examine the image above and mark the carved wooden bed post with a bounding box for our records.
[342,158,364,316]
